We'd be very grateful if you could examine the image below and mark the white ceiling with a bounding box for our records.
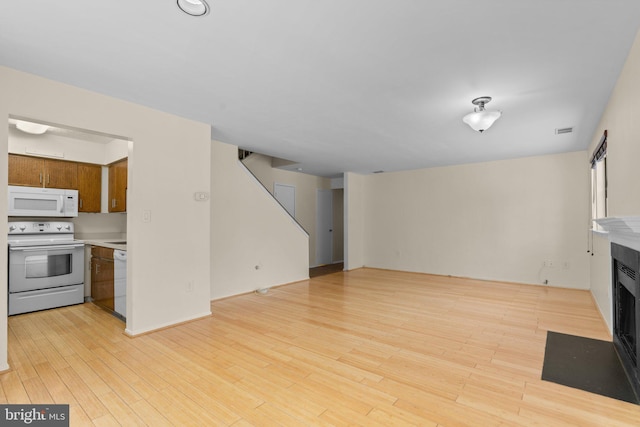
[1,1,640,177]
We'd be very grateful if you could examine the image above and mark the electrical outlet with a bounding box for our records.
[187,281,194,293]
[544,260,554,267]
[562,261,570,269]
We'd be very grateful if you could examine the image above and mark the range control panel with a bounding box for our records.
[8,221,74,234]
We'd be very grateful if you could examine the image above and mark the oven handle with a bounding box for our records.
[9,244,85,252]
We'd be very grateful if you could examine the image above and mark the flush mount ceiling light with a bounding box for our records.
[177,0,210,16]
[15,120,50,135]
[462,96,502,133]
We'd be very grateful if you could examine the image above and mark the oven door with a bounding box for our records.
[8,243,85,292]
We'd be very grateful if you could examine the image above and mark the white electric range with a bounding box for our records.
[8,221,85,315]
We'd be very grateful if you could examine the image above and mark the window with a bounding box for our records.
[591,130,607,228]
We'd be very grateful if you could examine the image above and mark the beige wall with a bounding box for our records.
[346,152,590,288]
[73,213,127,240]
[588,29,640,331]
[593,32,640,218]
[590,232,612,330]
[345,172,366,270]
[0,66,213,369]
[243,153,332,266]
[211,141,309,299]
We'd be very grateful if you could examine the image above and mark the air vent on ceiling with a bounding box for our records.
[555,127,573,135]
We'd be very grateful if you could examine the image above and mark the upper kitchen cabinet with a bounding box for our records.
[8,154,77,189]
[108,158,127,213]
[77,163,102,213]
[8,154,44,187]
[44,158,78,189]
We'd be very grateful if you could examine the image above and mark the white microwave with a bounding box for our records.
[8,186,79,217]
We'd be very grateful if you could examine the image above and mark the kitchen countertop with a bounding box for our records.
[80,239,127,251]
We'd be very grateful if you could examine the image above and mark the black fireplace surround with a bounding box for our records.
[612,242,640,400]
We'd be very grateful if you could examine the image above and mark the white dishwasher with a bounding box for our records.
[114,250,127,318]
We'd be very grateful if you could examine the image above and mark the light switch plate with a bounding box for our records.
[194,192,210,201]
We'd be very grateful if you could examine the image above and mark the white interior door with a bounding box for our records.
[274,183,295,217]
[316,189,333,266]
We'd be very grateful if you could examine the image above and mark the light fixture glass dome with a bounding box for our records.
[15,120,50,135]
[177,0,210,16]
[462,96,502,133]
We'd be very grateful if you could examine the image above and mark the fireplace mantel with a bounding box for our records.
[595,216,640,253]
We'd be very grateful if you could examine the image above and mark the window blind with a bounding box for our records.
[590,130,607,167]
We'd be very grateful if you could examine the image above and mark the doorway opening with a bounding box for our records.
[7,116,131,327]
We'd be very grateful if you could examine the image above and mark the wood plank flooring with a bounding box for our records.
[3,268,640,426]
[309,262,344,278]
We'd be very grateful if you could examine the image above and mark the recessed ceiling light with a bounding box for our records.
[177,0,210,16]
[15,120,49,135]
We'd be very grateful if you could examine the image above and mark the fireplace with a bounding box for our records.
[612,242,640,398]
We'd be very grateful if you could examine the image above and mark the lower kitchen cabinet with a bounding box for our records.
[91,246,114,311]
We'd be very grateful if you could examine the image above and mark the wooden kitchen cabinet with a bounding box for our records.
[77,163,102,213]
[8,154,78,189]
[8,154,44,187]
[44,158,78,189]
[91,246,114,311]
[108,158,127,213]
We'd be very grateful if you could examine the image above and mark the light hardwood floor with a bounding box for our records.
[3,268,640,426]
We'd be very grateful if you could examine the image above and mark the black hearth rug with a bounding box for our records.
[542,331,638,404]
